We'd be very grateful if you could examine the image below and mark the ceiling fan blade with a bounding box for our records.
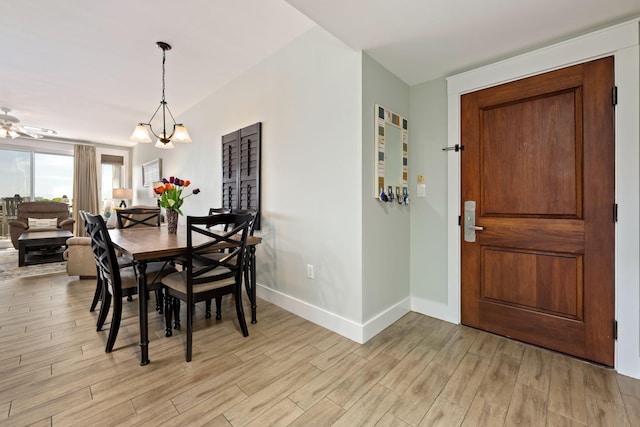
[21,125,57,136]
[17,126,43,139]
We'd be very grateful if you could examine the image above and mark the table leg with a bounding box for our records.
[18,242,26,267]
[248,245,257,323]
[136,261,150,366]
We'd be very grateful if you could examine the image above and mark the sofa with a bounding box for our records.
[8,201,75,249]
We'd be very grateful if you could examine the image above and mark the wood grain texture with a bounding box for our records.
[462,56,615,366]
[0,273,637,426]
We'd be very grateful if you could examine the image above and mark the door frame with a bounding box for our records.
[445,19,639,377]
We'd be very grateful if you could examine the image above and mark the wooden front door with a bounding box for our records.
[460,57,615,366]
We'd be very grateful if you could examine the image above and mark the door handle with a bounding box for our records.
[464,201,483,242]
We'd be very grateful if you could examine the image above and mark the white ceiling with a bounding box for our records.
[1,0,638,147]
[286,0,640,85]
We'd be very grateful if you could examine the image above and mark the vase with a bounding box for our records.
[166,209,179,234]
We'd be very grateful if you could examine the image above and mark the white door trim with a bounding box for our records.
[446,19,640,378]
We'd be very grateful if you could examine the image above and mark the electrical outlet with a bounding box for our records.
[306,264,314,279]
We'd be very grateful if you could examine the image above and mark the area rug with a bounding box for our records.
[0,248,67,281]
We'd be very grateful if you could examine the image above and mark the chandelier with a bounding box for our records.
[130,41,191,149]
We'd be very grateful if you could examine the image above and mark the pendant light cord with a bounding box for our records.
[161,46,167,137]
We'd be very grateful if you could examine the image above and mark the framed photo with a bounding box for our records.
[142,158,162,187]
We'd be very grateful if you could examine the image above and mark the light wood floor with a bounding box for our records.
[1,273,639,426]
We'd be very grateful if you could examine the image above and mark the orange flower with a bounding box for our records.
[184,180,191,187]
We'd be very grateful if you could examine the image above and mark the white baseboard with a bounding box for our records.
[256,284,410,344]
[362,298,411,343]
[410,296,459,325]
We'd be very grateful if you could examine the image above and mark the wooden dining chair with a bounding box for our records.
[83,211,177,353]
[81,210,118,313]
[161,213,253,362]
[116,206,161,229]
[82,211,145,313]
[200,208,257,320]
[115,206,165,311]
[209,209,257,319]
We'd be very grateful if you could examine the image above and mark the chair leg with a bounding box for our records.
[205,299,212,319]
[234,288,249,337]
[155,289,164,314]
[215,297,222,320]
[96,289,111,331]
[164,292,173,337]
[173,298,181,330]
[243,255,251,297]
[105,296,122,353]
[186,297,193,362]
[89,275,102,312]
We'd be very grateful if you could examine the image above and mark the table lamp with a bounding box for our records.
[112,188,133,208]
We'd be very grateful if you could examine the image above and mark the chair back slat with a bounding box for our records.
[116,207,161,229]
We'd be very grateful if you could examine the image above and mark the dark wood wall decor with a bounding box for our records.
[222,122,261,229]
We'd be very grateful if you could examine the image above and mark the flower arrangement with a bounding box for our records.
[154,176,200,215]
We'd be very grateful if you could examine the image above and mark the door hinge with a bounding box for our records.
[613,86,618,106]
[458,215,462,226]
[614,203,618,223]
[614,320,618,340]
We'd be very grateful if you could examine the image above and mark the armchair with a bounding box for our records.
[9,201,75,249]
[63,237,96,278]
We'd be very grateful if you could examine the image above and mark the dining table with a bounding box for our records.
[108,225,262,365]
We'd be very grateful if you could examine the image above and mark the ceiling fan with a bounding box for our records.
[0,107,57,139]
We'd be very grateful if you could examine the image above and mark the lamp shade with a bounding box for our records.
[112,188,133,200]
[130,124,152,143]
[155,137,174,149]
[172,125,192,142]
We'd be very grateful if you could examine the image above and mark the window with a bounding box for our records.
[100,154,124,215]
[0,148,72,201]
[0,149,31,199]
[34,153,73,200]
[101,154,123,200]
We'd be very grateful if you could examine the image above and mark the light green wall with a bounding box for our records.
[409,78,449,303]
[134,27,365,322]
[361,53,411,322]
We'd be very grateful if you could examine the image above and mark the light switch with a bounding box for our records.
[417,174,426,184]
